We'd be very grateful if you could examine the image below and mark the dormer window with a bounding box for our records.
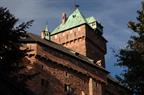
[73,15,76,18]
[92,22,95,26]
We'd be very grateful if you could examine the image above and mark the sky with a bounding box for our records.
[0,0,141,77]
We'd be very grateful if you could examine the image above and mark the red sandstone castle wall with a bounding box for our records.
[24,43,107,95]
[51,24,107,67]
[85,26,107,67]
[51,25,87,56]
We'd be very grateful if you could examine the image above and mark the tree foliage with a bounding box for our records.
[0,7,34,95]
[116,2,144,95]
[0,7,33,75]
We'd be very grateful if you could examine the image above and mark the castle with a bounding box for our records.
[21,8,131,95]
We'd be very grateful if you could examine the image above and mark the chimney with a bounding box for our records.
[40,31,45,39]
[62,12,67,24]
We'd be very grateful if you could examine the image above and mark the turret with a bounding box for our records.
[40,25,50,40]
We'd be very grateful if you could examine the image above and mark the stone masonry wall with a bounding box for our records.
[51,25,87,56]
[24,43,107,95]
[85,26,107,67]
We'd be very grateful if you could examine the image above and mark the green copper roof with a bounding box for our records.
[51,8,87,35]
[86,16,96,24]
[51,8,98,35]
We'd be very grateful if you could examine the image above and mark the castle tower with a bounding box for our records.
[50,8,107,67]
[40,25,50,40]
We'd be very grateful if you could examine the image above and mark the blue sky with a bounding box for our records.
[0,0,141,76]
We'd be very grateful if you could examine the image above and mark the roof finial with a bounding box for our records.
[44,21,49,32]
[45,24,48,32]
[74,0,79,9]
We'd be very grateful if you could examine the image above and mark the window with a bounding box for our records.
[95,81,99,87]
[64,84,74,95]
[41,79,44,86]
[66,34,68,39]
[74,32,76,36]
[92,22,95,26]
[41,65,44,69]
[41,79,49,87]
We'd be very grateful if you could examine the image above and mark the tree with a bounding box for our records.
[0,7,33,73]
[0,7,34,95]
[116,2,144,95]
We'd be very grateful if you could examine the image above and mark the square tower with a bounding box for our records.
[50,8,107,67]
